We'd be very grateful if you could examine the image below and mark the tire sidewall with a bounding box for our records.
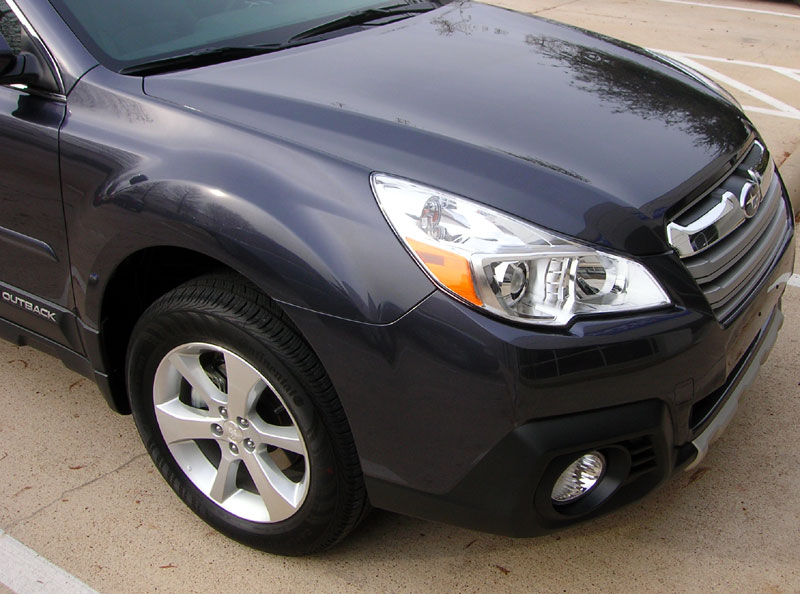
[127,305,342,554]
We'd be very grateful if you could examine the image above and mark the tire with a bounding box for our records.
[126,274,368,555]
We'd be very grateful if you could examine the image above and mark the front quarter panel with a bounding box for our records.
[59,68,434,329]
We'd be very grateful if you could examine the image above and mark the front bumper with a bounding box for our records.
[365,302,784,536]
[686,303,783,470]
[283,218,794,536]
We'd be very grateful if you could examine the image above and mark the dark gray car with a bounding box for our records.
[0,0,794,554]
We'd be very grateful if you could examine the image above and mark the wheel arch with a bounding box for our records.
[96,246,251,413]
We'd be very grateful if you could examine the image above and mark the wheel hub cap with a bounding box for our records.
[224,420,243,443]
[152,342,310,523]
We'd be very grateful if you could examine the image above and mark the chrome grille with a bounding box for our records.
[667,140,792,323]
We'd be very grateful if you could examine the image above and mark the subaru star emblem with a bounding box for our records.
[740,171,763,218]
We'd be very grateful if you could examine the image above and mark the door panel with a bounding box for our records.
[0,6,76,348]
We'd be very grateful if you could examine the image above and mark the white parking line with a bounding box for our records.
[0,530,97,594]
[661,52,800,84]
[651,49,800,121]
[789,274,800,288]
[653,0,800,19]
[658,52,800,76]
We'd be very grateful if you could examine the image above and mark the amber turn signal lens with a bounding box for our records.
[405,238,482,306]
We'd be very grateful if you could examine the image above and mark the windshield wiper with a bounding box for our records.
[286,2,440,44]
[119,44,296,76]
[120,2,441,76]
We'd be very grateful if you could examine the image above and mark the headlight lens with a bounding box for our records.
[371,174,671,327]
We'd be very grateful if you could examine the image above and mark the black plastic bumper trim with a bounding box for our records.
[366,399,674,537]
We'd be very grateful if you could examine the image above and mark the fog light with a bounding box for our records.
[551,451,606,504]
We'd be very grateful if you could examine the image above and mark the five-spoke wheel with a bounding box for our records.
[127,275,368,555]
[153,343,309,523]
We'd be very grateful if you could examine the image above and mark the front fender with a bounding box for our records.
[60,67,434,330]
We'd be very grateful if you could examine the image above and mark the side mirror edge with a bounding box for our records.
[0,52,42,86]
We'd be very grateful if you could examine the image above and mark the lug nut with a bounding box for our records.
[219,406,228,419]
[237,417,249,428]
[244,438,255,452]
[229,442,239,455]
[211,423,223,436]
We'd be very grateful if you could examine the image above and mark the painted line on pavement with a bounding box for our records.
[653,0,800,19]
[651,49,800,121]
[672,55,800,119]
[654,51,800,85]
[653,51,800,76]
[0,529,98,594]
[789,274,800,288]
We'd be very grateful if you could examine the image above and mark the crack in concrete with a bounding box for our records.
[3,454,148,533]
[530,0,582,15]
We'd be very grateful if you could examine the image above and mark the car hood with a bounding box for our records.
[144,1,751,255]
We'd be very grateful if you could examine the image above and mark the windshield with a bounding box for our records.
[47,0,447,72]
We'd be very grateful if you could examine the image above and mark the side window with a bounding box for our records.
[0,2,60,93]
[0,1,22,54]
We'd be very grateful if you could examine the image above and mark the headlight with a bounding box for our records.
[371,174,671,327]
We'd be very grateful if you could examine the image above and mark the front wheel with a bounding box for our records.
[127,275,368,555]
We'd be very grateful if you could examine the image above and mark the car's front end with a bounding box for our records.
[283,147,794,532]
[168,2,794,535]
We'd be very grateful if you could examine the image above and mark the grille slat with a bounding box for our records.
[698,199,787,316]
[667,141,792,324]
[684,181,781,282]
[622,437,657,483]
